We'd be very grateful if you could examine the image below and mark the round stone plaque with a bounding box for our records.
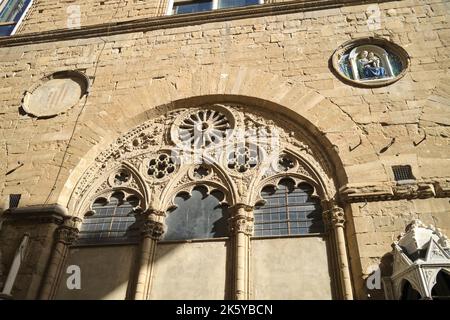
[22,71,89,117]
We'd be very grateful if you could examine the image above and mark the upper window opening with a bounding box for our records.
[392,165,415,182]
[9,193,21,208]
[168,0,262,15]
[217,0,260,9]
[254,179,324,237]
[0,0,33,36]
[172,0,212,15]
[164,186,229,241]
[78,192,139,244]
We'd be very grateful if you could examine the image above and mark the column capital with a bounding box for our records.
[324,205,346,228]
[140,220,165,240]
[135,209,166,240]
[228,205,254,236]
[138,209,165,222]
[229,216,254,236]
[55,226,79,245]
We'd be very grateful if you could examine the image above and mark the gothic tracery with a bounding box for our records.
[70,103,336,224]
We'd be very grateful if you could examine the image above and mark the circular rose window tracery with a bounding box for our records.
[179,109,230,148]
[171,105,235,150]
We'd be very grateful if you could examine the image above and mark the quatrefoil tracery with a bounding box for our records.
[147,153,177,179]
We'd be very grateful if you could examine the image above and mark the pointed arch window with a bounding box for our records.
[432,271,450,300]
[78,192,139,243]
[164,186,229,241]
[254,178,324,237]
[400,280,421,300]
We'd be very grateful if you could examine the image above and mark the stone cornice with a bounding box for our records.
[339,180,450,203]
[2,204,69,225]
[0,0,397,48]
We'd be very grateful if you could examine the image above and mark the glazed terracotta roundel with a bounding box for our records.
[331,37,410,88]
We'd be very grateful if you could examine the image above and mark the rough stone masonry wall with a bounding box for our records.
[18,0,168,34]
[0,0,449,299]
[17,0,339,35]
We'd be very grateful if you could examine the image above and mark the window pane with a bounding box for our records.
[254,179,324,237]
[78,194,138,243]
[164,187,229,240]
[0,0,31,22]
[173,0,213,14]
[0,24,14,36]
[218,0,260,9]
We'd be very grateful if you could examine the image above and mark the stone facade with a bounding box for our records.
[0,0,449,300]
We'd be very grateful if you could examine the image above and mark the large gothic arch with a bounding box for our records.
[29,91,363,300]
[67,99,342,218]
[54,66,373,209]
[59,92,354,210]
[47,97,357,300]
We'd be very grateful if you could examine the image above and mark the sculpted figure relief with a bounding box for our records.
[333,40,408,87]
[358,51,386,79]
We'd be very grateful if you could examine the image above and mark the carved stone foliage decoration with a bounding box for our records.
[332,37,409,87]
[55,226,79,245]
[323,206,346,228]
[229,216,254,236]
[140,220,166,240]
[70,103,336,216]
[21,70,89,117]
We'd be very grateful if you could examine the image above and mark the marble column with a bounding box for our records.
[133,210,165,300]
[39,217,80,300]
[229,205,254,300]
[324,205,353,300]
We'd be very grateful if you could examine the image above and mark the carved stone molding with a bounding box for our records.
[0,0,395,48]
[435,180,450,197]
[340,180,449,203]
[2,205,69,226]
[393,183,436,199]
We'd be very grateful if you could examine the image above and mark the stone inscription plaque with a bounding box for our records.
[22,71,88,117]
